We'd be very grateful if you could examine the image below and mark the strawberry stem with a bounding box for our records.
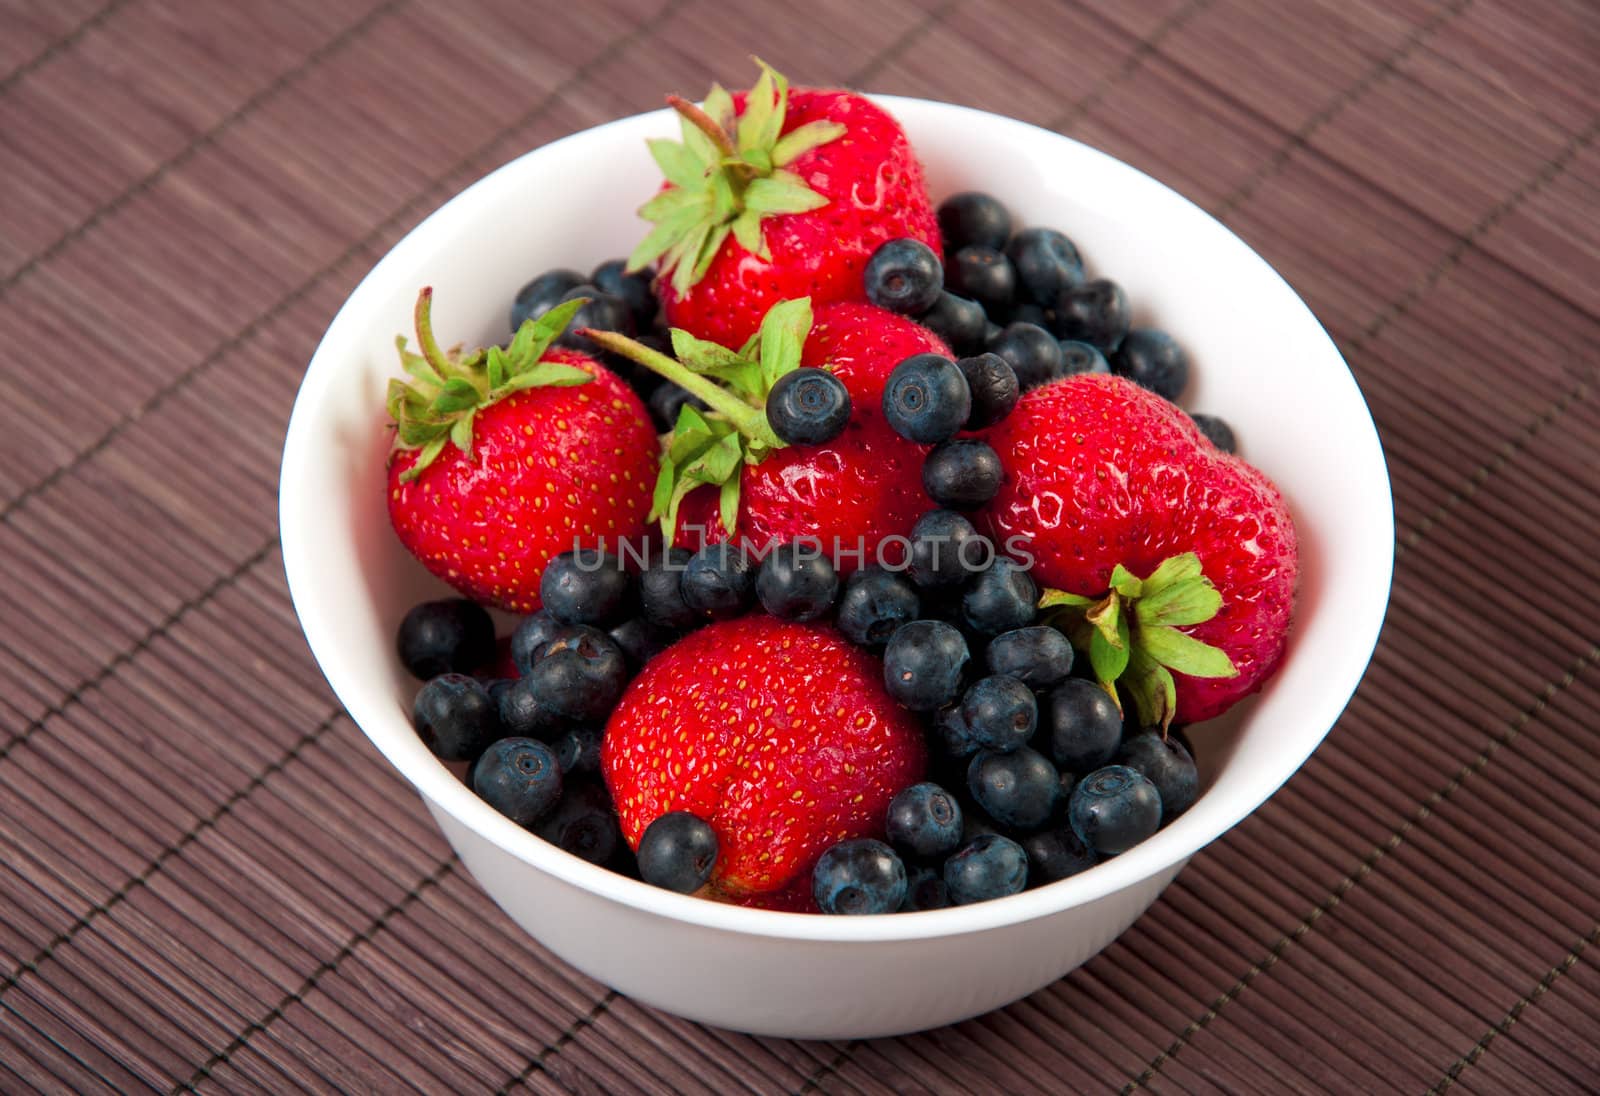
[412,287,460,382]
[666,94,738,160]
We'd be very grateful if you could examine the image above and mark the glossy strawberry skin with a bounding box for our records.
[388,349,658,613]
[602,616,926,898]
[802,300,951,419]
[981,375,1298,723]
[658,90,941,350]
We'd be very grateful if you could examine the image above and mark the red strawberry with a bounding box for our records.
[387,291,658,613]
[801,299,952,418]
[629,61,940,349]
[602,616,926,899]
[981,374,1298,727]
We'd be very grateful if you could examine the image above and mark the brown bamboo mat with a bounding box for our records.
[0,0,1596,1091]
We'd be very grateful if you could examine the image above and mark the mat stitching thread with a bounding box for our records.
[1122,641,1600,1093]
[493,991,620,1095]
[169,856,456,1093]
[0,0,410,298]
[1051,0,1213,130]
[0,0,129,99]
[0,709,342,1003]
[1427,921,1600,1094]
[794,1042,859,1095]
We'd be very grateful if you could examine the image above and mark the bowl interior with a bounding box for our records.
[279,97,1393,941]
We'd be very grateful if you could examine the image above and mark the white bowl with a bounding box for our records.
[280,97,1393,1039]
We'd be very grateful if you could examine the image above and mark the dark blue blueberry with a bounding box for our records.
[554,284,635,353]
[865,238,944,315]
[471,737,562,826]
[1057,339,1110,378]
[886,782,964,859]
[639,546,697,631]
[1007,227,1084,306]
[836,567,920,649]
[1053,279,1130,351]
[900,864,952,911]
[510,610,564,676]
[933,702,980,761]
[919,292,989,357]
[1045,679,1124,772]
[945,246,1016,316]
[765,367,851,446]
[534,779,621,864]
[985,626,1074,691]
[813,838,907,915]
[943,833,1028,904]
[756,540,839,621]
[908,509,992,588]
[1069,765,1162,854]
[937,192,1012,252]
[1118,731,1200,818]
[648,382,709,431]
[680,542,755,621]
[1112,328,1188,401]
[961,558,1038,636]
[922,439,1003,511]
[540,549,633,627]
[510,268,584,332]
[883,619,970,711]
[986,321,1063,392]
[1190,413,1237,453]
[396,598,495,680]
[968,747,1060,831]
[608,616,674,671]
[497,675,563,738]
[637,811,719,893]
[591,258,657,330]
[552,725,604,776]
[525,626,628,722]
[956,352,1020,429]
[412,674,501,761]
[1007,302,1052,328]
[883,353,971,445]
[960,674,1037,753]
[1022,828,1098,885]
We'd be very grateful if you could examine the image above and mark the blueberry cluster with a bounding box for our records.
[863,192,1236,448]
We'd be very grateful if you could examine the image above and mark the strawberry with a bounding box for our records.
[981,374,1298,727]
[386,290,658,613]
[585,298,945,571]
[601,615,926,900]
[628,61,940,350]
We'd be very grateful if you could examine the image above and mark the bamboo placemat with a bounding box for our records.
[0,0,1595,1091]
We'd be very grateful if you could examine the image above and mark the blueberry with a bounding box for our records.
[1007,227,1084,306]
[1069,765,1162,854]
[985,627,1073,691]
[540,549,633,627]
[637,811,719,893]
[945,246,1016,316]
[920,439,1003,511]
[864,238,944,315]
[608,616,674,671]
[1057,339,1110,378]
[932,701,980,761]
[535,779,621,864]
[919,292,988,356]
[886,782,964,859]
[883,353,971,445]
[908,509,992,589]
[956,352,1019,429]
[554,284,636,353]
[648,382,708,431]
[836,566,920,649]
[497,675,563,738]
[961,558,1039,636]
[968,746,1060,831]
[986,322,1064,392]
[552,725,604,776]
[471,738,562,826]
[1118,731,1200,818]
[883,619,970,710]
[510,610,564,676]
[412,674,501,761]
[1022,828,1097,885]
[944,833,1028,904]
[1008,302,1052,328]
[960,675,1037,753]
[525,626,629,722]
[937,192,1012,252]
[680,542,755,621]
[755,540,839,621]
[1190,413,1237,453]
[639,547,697,631]
[901,864,952,911]
[766,368,851,446]
[1112,328,1188,401]
[510,268,585,332]
[396,598,495,680]
[591,258,657,330]
[1053,279,1130,351]
[813,838,907,914]
[1044,679,1124,772]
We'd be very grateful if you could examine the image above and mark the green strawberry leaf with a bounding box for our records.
[1089,620,1131,685]
[1039,587,1096,610]
[400,435,449,483]
[1135,575,1223,628]
[431,377,482,414]
[757,297,812,389]
[744,173,829,215]
[1141,625,1238,679]
[1108,564,1144,600]
[649,137,709,188]
[1122,647,1178,731]
[772,120,847,167]
[719,476,741,534]
[450,410,475,456]
[1140,552,1203,596]
[503,363,591,391]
